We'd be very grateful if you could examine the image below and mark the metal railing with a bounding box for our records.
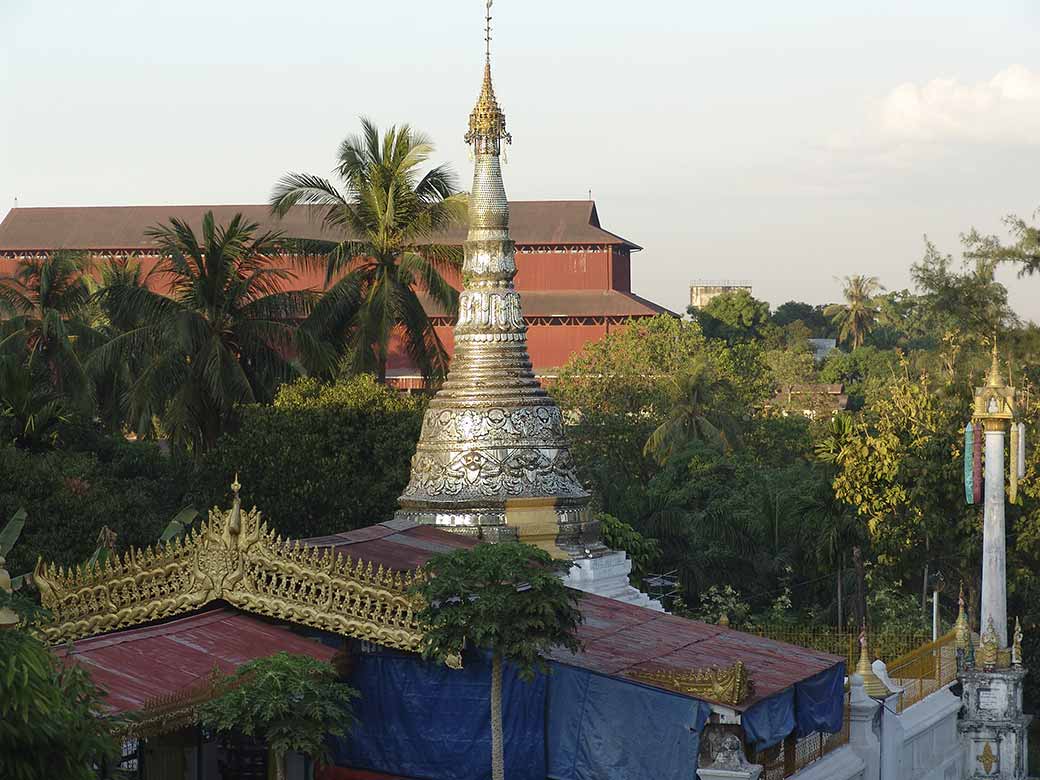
[886,629,959,712]
[749,625,932,670]
[754,695,851,779]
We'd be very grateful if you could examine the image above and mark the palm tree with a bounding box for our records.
[643,357,738,464]
[0,250,96,404]
[270,118,465,384]
[825,275,883,349]
[89,212,322,451]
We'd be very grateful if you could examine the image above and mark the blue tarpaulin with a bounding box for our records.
[329,651,546,780]
[795,663,846,737]
[742,662,846,749]
[546,663,711,780]
[741,688,796,750]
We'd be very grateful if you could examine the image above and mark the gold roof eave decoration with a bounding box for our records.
[627,660,752,707]
[33,480,425,652]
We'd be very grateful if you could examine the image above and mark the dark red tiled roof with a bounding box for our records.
[0,201,640,252]
[58,609,335,714]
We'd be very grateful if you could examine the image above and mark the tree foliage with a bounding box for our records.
[271,118,465,383]
[193,374,423,539]
[825,275,883,349]
[0,595,119,779]
[413,542,583,677]
[198,652,357,775]
[692,289,774,344]
[89,212,320,451]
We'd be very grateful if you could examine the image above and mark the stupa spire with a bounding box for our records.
[395,2,597,556]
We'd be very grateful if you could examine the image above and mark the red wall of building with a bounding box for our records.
[513,248,613,291]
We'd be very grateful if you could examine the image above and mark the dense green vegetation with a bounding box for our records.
[562,215,1040,652]
[3,197,1040,695]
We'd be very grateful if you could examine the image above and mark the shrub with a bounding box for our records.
[0,440,188,575]
[192,375,424,539]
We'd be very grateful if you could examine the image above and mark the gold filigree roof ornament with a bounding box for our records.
[465,1,511,157]
[954,585,971,651]
[627,661,751,706]
[854,624,892,699]
[33,477,426,651]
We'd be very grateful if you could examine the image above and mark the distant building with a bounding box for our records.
[0,201,672,387]
[768,383,849,420]
[688,280,752,309]
[807,338,838,363]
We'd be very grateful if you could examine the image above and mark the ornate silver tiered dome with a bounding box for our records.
[395,35,600,557]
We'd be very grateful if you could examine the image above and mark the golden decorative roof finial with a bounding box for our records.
[955,584,970,650]
[986,336,1005,389]
[855,623,892,698]
[229,473,242,536]
[465,0,511,154]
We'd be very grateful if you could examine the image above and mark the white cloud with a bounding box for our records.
[877,64,1040,144]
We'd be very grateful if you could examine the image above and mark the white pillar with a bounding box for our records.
[847,674,881,780]
[982,427,1008,647]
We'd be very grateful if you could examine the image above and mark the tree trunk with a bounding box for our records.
[491,652,505,780]
[377,351,387,385]
[271,748,286,780]
[837,557,843,629]
[853,546,866,632]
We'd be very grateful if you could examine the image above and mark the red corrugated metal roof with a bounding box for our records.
[57,608,336,714]
[0,201,641,252]
[303,520,478,572]
[303,521,842,708]
[59,520,840,715]
[551,594,843,710]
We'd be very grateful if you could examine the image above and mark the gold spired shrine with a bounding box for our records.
[395,2,597,555]
[395,2,660,608]
[959,344,1030,780]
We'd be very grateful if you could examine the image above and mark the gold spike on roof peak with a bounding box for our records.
[854,624,892,698]
[986,338,1006,389]
[465,1,511,153]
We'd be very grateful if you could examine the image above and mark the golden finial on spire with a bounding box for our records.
[466,0,511,154]
[955,584,970,649]
[986,335,1005,389]
[231,473,241,497]
[854,623,892,698]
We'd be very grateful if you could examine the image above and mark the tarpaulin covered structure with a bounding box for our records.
[329,648,843,780]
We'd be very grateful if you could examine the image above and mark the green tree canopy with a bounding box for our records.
[413,543,582,780]
[89,212,319,451]
[825,275,883,349]
[692,289,774,344]
[271,118,466,383]
[0,594,119,780]
[198,652,357,780]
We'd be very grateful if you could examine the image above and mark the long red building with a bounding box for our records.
[0,202,671,383]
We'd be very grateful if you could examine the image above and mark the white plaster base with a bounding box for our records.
[958,667,1029,779]
[562,551,664,610]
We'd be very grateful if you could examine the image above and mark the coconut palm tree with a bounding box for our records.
[270,118,465,384]
[825,275,883,349]
[89,212,323,451]
[0,250,97,405]
[643,357,738,464]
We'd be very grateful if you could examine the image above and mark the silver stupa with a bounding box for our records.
[395,21,601,557]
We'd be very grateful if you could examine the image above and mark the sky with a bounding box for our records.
[3,1,1040,320]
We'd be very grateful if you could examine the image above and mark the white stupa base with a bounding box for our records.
[562,550,664,611]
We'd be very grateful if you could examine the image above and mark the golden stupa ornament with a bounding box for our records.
[465,2,511,155]
[854,624,892,699]
[954,585,971,651]
[396,0,596,555]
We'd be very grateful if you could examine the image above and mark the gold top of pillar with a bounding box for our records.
[465,1,511,155]
[854,625,892,698]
